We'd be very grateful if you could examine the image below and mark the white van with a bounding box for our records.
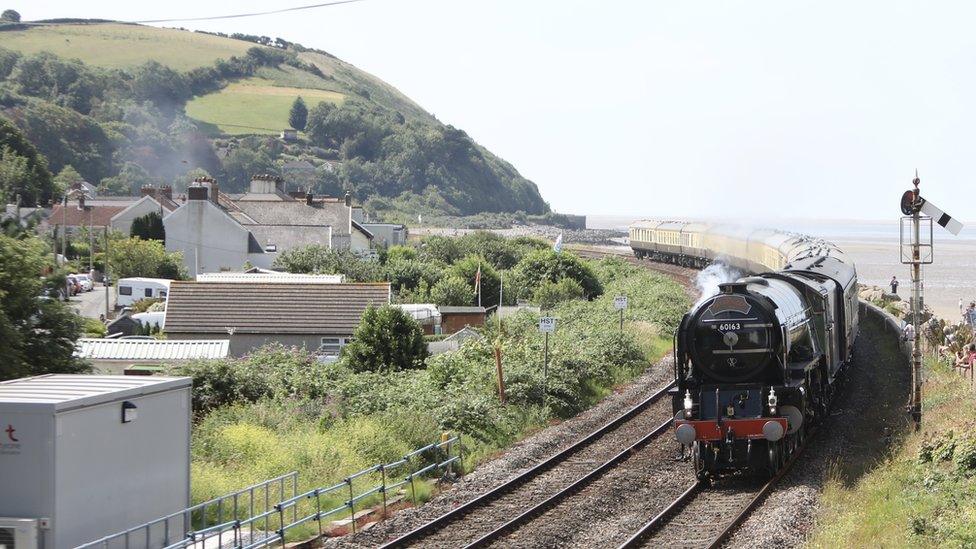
[116,277,172,308]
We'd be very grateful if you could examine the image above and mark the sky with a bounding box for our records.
[20,1,976,221]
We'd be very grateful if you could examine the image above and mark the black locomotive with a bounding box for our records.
[672,253,859,478]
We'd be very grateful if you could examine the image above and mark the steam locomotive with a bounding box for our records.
[629,222,858,477]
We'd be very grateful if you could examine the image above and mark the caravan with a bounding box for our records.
[116,277,172,308]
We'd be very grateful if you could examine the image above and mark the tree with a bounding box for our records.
[341,305,428,373]
[1,9,20,22]
[273,245,383,282]
[0,116,54,206]
[511,250,603,301]
[97,162,154,196]
[221,147,275,192]
[289,96,308,131]
[0,234,87,380]
[108,237,186,280]
[53,165,83,199]
[430,275,476,306]
[446,255,500,308]
[533,278,584,309]
[130,211,165,241]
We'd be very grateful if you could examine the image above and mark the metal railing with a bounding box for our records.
[75,435,460,549]
[76,472,298,549]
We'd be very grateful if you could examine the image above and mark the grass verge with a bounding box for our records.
[808,358,976,548]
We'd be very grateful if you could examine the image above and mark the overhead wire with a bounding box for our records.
[7,0,366,27]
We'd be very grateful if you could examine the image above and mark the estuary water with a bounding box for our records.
[587,215,976,321]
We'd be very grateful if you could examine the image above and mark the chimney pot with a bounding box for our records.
[140,184,155,198]
[344,191,351,207]
[160,185,173,200]
[306,193,314,205]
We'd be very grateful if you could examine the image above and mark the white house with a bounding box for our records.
[163,182,274,275]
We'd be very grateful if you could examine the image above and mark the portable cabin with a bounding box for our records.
[116,277,172,308]
[0,375,192,549]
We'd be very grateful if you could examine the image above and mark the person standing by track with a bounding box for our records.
[890,275,899,295]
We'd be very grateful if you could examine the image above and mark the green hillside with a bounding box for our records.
[0,23,254,71]
[0,21,548,216]
[185,77,345,135]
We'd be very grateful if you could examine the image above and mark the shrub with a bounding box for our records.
[511,250,603,301]
[430,275,476,306]
[533,277,584,309]
[341,305,429,373]
[385,245,418,263]
[446,255,500,308]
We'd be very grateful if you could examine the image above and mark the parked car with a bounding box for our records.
[65,275,81,296]
[73,274,94,292]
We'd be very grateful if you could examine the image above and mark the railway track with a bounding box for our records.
[619,429,812,549]
[379,380,677,548]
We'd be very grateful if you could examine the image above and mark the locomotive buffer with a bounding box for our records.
[900,172,962,429]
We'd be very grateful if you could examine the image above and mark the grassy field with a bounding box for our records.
[185,78,345,135]
[0,23,255,71]
[809,358,976,548]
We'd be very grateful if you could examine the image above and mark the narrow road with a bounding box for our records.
[68,283,114,319]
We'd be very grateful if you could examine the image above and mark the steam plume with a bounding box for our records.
[694,261,743,306]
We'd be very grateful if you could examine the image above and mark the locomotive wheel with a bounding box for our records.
[768,443,779,475]
[693,442,707,481]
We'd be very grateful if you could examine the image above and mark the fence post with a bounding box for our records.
[315,488,324,540]
[409,473,417,506]
[380,465,388,517]
[346,477,357,534]
[443,433,453,478]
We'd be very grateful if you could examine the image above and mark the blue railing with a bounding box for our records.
[75,435,461,549]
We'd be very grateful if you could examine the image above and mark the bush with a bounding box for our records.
[533,277,584,309]
[341,305,429,373]
[446,255,500,308]
[430,275,476,306]
[511,250,603,301]
[108,237,186,280]
[130,297,163,314]
[273,245,383,282]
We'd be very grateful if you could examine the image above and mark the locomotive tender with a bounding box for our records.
[629,221,859,477]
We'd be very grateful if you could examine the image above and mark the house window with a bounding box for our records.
[144,288,153,298]
[319,337,353,355]
[119,286,132,296]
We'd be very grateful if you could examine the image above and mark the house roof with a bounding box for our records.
[109,195,174,223]
[438,306,487,314]
[164,282,391,335]
[233,200,350,234]
[49,204,127,227]
[196,272,344,284]
[75,338,230,361]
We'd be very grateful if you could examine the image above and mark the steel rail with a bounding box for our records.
[463,416,675,548]
[379,380,677,548]
[619,428,815,549]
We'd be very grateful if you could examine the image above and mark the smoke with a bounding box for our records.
[694,261,743,306]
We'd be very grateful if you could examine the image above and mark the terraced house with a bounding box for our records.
[163,175,374,275]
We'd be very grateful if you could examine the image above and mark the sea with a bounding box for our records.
[587,215,976,321]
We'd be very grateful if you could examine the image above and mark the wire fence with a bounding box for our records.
[75,435,461,549]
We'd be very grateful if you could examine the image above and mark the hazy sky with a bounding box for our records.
[21,1,976,220]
